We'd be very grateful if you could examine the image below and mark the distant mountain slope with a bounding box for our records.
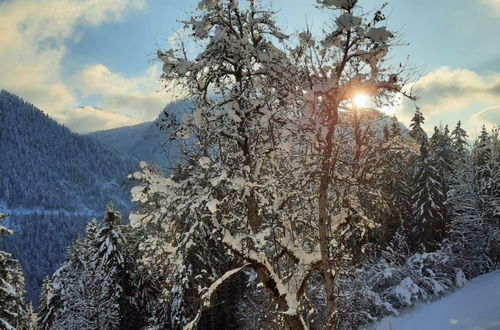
[0,90,137,304]
[0,90,136,211]
[87,100,193,171]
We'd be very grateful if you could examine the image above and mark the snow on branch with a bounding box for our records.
[184,263,252,330]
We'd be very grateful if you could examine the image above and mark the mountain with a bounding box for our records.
[0,90,137,304]
[87,100,193,172]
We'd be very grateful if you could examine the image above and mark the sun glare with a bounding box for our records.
[353,94,369,108]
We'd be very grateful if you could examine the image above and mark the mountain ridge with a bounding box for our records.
[87,99,193,172]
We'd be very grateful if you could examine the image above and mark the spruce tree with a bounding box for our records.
[409,108,427,144]
[410,136,448,251]
[0,213,30,329]
[38,278,55,330]
[430,125,454,193]
[449,161,483,275]
[451,120,468,159]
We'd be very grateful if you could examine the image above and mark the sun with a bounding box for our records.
[353,93,370,108]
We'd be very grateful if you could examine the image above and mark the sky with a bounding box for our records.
[0,0,499,135]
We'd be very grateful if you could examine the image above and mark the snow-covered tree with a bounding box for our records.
[448,155,499,277]
[39,207,131,330]
[409,108,427,144]
[451,120,468,161]
[285,1,414,327]
[130,1,417,329]
[429,126,454,214]
[151,0,311,328]
[0,213,32,330]
[410,135,448,251]
[38,278,56,330]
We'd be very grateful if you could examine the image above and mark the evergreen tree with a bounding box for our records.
[448,155,499,277]
[410,138,448,251]
[0,213,31,329]
[473,126,491,173]
[52,236,121,330]
[451,120,468,159]
[39,209,125,330]
[473,127,500,199]
[430,125,454,194]
[119,226,165,329]
[38,278,56,330]
[384,150,413,248]
[409,108,427,144]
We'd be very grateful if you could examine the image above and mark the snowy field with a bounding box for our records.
[374,271,500,330]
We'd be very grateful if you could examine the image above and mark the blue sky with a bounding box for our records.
[1,0,499,134]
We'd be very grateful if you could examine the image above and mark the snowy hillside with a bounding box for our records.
[374,271,500,330]
[87,100,193,171]
[0,90,137,212]
[0,90,138,304]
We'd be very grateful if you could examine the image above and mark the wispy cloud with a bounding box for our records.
[397,67,500,135]
[471,106,500,127]
[73,63,184,131]
[483,0,500,15]
[64,106,140,134]
[0,0,179,133]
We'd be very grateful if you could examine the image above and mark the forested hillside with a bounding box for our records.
[87,100,193,172]
[0,90,137,303]
[0,90,135,211]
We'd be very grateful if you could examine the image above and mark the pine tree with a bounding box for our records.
[119,226,165,329]
[39,210,126,330]
[430,125,454,193]
[383,149,413,248]
[451,120,468,159]
[473,126,491,172]
[0,213,30,330]
[38,278,56,330]
[52,236,121,330]
[449,158,490,275]
[410,137,448,251]
[409,108,427,144]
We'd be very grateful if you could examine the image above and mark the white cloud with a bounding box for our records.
[397,67,500,135]
[75,63,184,124]
[62,106,141,134]
[483,0,500,15]
[471,106,500,129]
[0,0,159,132]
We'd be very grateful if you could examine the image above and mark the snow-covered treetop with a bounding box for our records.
[409,109,427,146]
[320,0,357,10]
[0,213,13,237]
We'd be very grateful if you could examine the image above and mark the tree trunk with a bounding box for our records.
[318,175,336,330]
[317,103,339,330]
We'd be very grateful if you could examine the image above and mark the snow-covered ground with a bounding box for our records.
[373,270,500,330]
